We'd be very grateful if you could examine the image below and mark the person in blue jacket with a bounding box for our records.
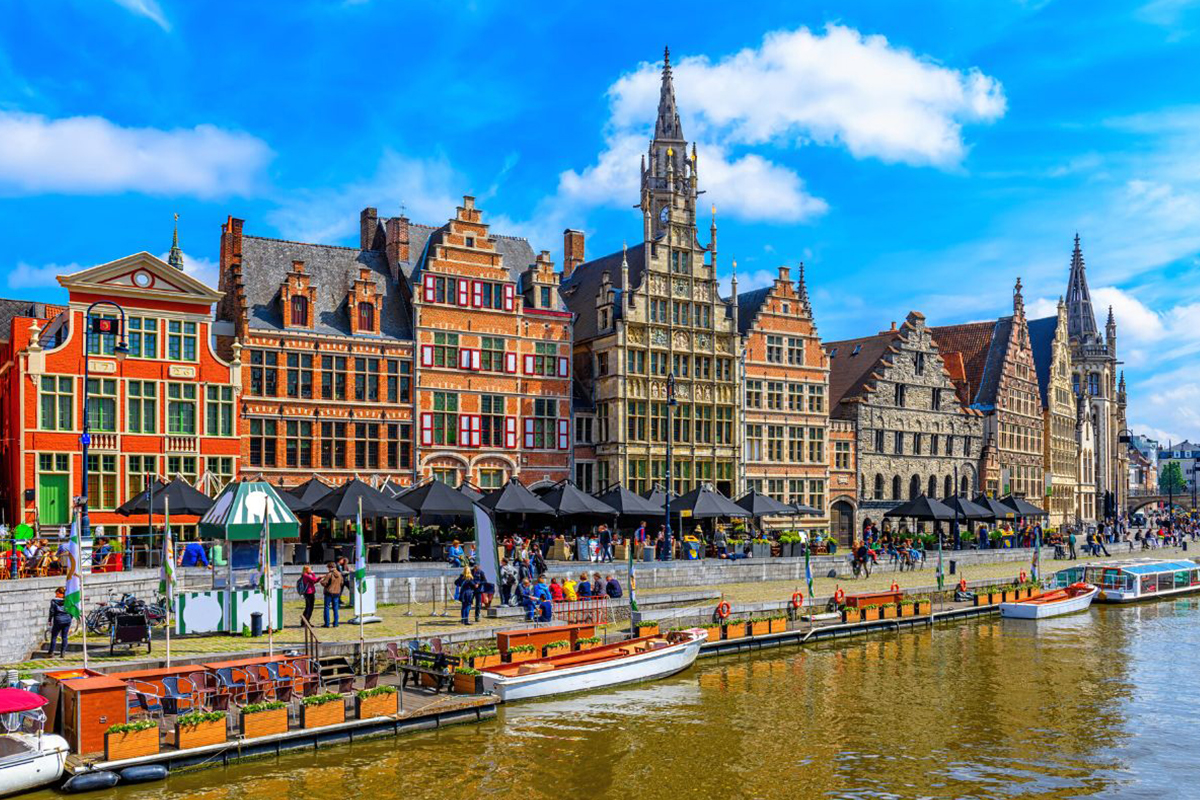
[605,575,622,599]
[531,576,553,622]
[179,540,210,568]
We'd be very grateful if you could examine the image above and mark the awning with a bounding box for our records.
[199,480,301,540]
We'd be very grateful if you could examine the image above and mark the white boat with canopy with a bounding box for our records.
[1052,559,1200,603]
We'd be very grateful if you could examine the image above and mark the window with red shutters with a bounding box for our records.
[523,354,535,374]
[523,418,535,449]
[473,281,483,307]
[421,345,433,366]
[420,413,433,446]
[290,294,309,327]
[357,302,375,332]
[457,279,470,306]
[459,415,472,447]
[504,352,517,373]
[503,284,515,312]
[423,274,435,302]
[504,416,517,448]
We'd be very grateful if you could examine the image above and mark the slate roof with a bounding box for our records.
[0,298,58,343]
[239,236,413,340]
[975,317,1012,408]
[402,221,540,287]
[559,243,647,341]
[824,331,900,420]
[735,287,771,336]
[928,321,996,407]
[1026,315,1059,408]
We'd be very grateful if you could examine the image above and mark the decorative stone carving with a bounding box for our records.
[673,279,689,297]
[651,327,668,346]
[696,333,711,349]
[628,326,646,345]
[673,331,689,349]
[650,380,665,399]
[695,283,711,302]
[716,337,732,354]
[650,275,666,295]
[697,384,712,401]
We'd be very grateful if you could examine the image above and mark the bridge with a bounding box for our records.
[1127,490,1199,513]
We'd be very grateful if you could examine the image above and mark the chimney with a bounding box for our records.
[291,260,305,274]
[777,265,790,283]
[360,207,378,251]
[385,215,411,283]
[563,229,585,279]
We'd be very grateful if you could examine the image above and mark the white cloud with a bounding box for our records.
[0,111,272,198]
[7,262,84,290]
[267,150,464,244]
[110,0,170,31]
[158,250,219,289]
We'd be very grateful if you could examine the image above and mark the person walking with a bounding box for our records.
[499,558,518,606]
[298,565,320,624]
[598,524,613,563]
[1068,529,1078,560]
[319,561,344,628]
[456,566,479,626]
[47,587,72,657]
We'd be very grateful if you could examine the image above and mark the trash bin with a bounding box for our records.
[684,541,701,560]
[250,612,263,638]
[949,560,957,575]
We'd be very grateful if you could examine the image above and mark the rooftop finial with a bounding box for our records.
[797,261,811,312]
[664,45,671,71]
[168,212,184,270]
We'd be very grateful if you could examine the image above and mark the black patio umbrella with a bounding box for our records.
[735,489,794,518]
[310,479,414,520]
[974,494,1015,520]
[943,495,994,520]
[674,484,752,519]
[791,502,823,516]
[642,486,677,514]
[117,478,215,517]
[394,480,476,518]
[278,489,312,514]
[289,477,332,508]
[883,495,957,521]
[457,482,485,502]
[1000,494,1049,518]
[478,478,554,516]
[115,478,169,516]
[539,482,617,517]
[594,484,661,517]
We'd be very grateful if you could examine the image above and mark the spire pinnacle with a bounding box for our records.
[797,261,811,313]
[1066,233,1097,341]
[653,46,684,142]
[168,212,184,270]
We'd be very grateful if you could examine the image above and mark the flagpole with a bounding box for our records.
[164,496,172,667]
[357,496,365,674]
[267,511,274,660]
[76,509,88,670]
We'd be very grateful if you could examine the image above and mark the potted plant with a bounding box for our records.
[300,693,345,729]
[173,710,226,750]
[701,623,723,643]
[880,602,898,620]
[241,700,288,738]
[543,639,570,657]
[576,635,603,652]
[751,538,771,559]
[862,604,881,621]
[721,619,746,640]
[105,719,159,760]
[841,606,862,623]
[1027,583,1042,600]
[507,644,537,663]
[767,613,787,634]
[465,644,503,670]
[895,599,911,618]
[635,621,659,637]
[454,666,483,694]
[915,596,932,615]
[356,685,398,719]
[748,617,771,636]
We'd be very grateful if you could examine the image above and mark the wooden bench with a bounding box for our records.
[399,651,461,694]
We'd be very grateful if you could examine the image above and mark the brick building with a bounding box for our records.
[828,419,858,545]
[931,279,1045,500]
[736,264,830,534]
[1028,299,1078,527]
[561,50,740,497]
[0,245,240,541]
[827,312,985,531]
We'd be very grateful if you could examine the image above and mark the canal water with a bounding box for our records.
[48,599,1200,800]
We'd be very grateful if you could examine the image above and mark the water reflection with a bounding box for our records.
[49,600,1200,800]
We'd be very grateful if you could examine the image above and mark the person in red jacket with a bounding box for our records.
[549,577,564,602]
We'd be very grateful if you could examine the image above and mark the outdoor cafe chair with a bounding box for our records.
[160,676,198,715]
[358,672,379,692]
[127,681,163,722]
[383,642,405,675]
[253,664,293,702]
[214,667,255,705]
[289,658,323,697]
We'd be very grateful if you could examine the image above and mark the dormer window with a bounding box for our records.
[465,236,476,248]
[357,302,375,333]
[291,295,309,327]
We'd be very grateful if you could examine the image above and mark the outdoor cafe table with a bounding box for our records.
[201,655,302,671]
[108,664,199,694]
[496,623,596,655]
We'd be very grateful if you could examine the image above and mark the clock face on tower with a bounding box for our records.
[659,206,669,224]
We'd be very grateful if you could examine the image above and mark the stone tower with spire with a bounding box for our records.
[168,213,184,270]
[1063,234,1126,520]
[559,47,740,499]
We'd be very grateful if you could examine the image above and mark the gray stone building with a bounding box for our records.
[826,311,985,532]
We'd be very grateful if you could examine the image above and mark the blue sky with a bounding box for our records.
[3,0,1200,443]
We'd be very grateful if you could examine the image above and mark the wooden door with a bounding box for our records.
[39,473,69,525]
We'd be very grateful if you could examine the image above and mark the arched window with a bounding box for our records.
[960,475,970,496]
[944,475,954,498]
[891,476,902,500]
[1088,372,1101,397]
[909,475,920,500]
[874,474,884,500]
[357,302,375,332]
[927,475,937,498]
[290,294,309,327]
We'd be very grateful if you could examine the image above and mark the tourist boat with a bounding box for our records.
[480,629,706,703]
[999,583,1098,619]
[1051,559,1200,603]
[0,689,69,798]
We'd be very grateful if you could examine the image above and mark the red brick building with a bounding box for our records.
[0,250,240,540]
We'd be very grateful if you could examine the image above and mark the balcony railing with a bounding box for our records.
[165,436,198,453]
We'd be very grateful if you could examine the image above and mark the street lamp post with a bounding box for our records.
[664,372,676,561]
[81,302,128,564]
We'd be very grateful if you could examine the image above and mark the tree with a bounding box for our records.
[1159,461,1187,496]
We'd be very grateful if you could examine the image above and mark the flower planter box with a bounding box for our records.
[356,692,397,720]
[576,640,601,652]
[990,593,1003,605]
[863,608,881,621]
[752,544,771,559]
[973,594,988,607]
[105,727,159,760]
[896,603,911,618]
[916,601,932,616]
[173,718,225,750]
[722,622,746,640]
[768,617,787,634]
[1028,587,1041,600]
[301,699,345,729]
[749,620,770,636]
[506,648,536,664]
[635,623,659,637]
[241,707,288,738]
[842,609,862,623]
[454,673,483,694]
[543,644,570,658]
[702,625,723,643]
[881,606,897,619]
[469,653,503,670]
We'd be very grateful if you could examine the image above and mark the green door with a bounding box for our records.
[39,474,69,525]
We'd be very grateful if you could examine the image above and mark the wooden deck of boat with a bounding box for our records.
[65,685,496,776]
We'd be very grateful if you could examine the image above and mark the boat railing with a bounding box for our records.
[300,614,321,661]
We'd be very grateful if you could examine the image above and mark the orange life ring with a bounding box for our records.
[716,602,731,620]
[958,579,968,593]
[1020,571,1027,584]
[833,588,846,605]
[790,591,804,609]
[890,581,900,592]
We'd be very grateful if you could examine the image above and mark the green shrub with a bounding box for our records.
[509,644,536,654]
[578,635,602,645]
[107,719,156,734]
[300,693,342,707]
[545,639,569,650]
[356,685,397,700]
[455,666,481,676]
[243,700,287,714]
[177,711,225,727]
